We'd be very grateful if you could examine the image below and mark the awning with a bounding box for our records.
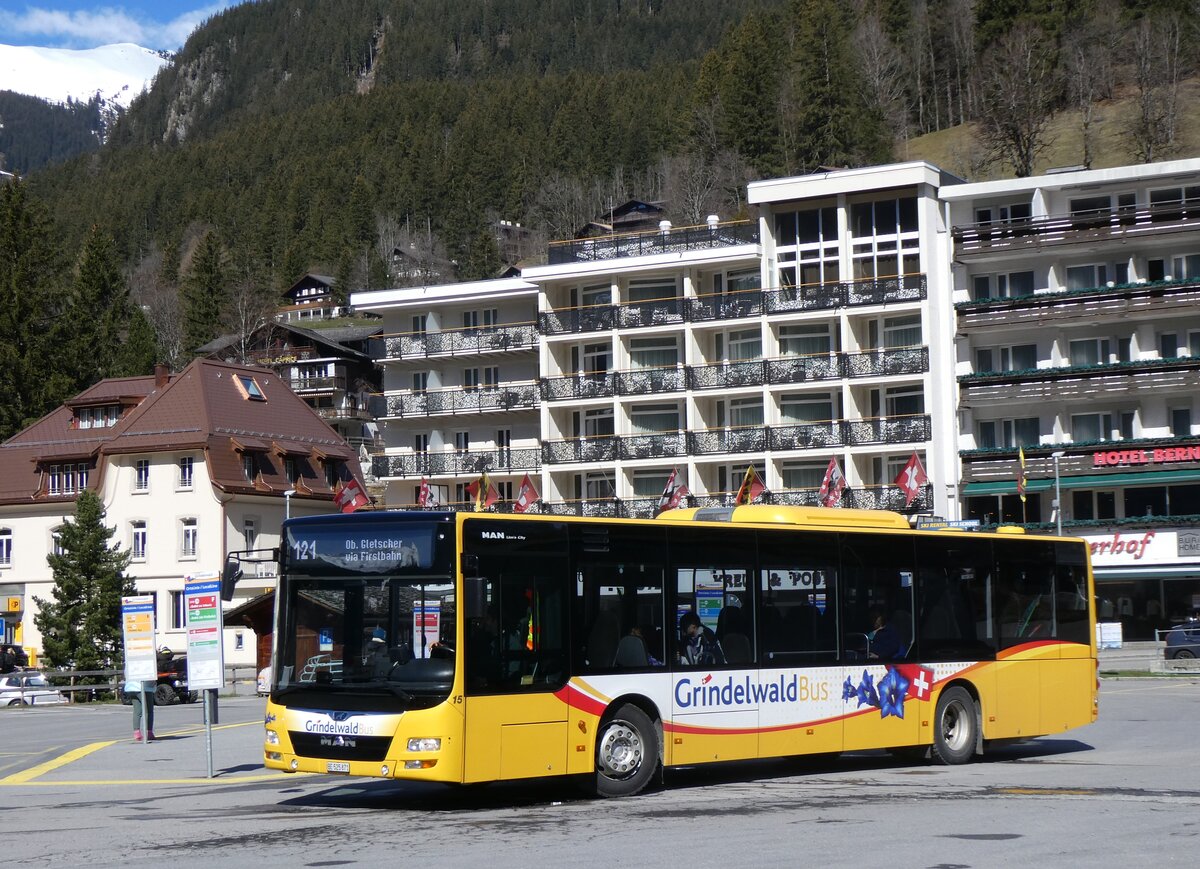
[963,468,1200,496]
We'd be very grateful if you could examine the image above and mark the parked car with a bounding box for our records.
[0,672,68,706]
[1165,620,1200,659]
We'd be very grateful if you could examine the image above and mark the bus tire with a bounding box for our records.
[931,686,977,765]
[594,703,658,798]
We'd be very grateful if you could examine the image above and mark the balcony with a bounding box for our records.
[372,447,541,479]
[960,436,1200,485]
[540,415,931,464]
[615,367,687,396]
[616,297,686,329]
[952,200,1200,258]
[538,305,616,335]
[540,372,618,401]
[547,219,758,265]
[383,384,539,418]
[689,359,766,390]
[956,278,1200,331]
[290,375,346,393]
[688,288,765,321]
[959,358,1200,406]
[382,323,539,361]
[314,406,372,421]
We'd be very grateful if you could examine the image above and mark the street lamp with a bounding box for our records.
[283,489,296,521]
[1050,452,1065,536]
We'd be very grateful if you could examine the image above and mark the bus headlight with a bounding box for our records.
[266,730,280,745]
[407,737,441,752]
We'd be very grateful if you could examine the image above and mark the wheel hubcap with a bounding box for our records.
[942,701,968,751]
[598,721,643,779]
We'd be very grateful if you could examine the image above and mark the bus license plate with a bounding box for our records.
[326,761,350,774]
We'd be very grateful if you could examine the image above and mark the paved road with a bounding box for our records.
[2,678,1199,868]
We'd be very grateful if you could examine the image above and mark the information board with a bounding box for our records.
[122,594,158,684]
[184,572,226,690]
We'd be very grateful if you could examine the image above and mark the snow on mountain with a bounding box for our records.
[0,43,168,109]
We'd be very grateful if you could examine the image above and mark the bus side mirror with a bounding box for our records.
[464,576,487,620]
[221,559,244,602]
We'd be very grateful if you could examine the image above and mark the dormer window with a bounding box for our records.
[76,405,120,428]
[234,374,266,401]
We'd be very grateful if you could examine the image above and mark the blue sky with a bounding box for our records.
[0,2,250,51]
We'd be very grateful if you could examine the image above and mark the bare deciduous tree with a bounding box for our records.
[855,9,910,145]
[975,24,1061,178]
[1128,12,1187,164]
[129,246,185,371]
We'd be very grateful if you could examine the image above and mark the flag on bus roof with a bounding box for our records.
[893,452,928,507]
[513,473,540,514]
[1017,447,1028,503]
[466,472,499,512]
[657,467,690,514]
[335,477,370,513]
[734,465,765,505]
[818,457,846,507]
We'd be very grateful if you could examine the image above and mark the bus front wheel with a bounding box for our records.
[931,686,977,765]
[594,703,658,798]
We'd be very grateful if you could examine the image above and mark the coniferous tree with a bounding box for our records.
[0,178,70,441]
[113,305,159,376]
[34,489,134,671]
[182,230,228,358]
[68,225,133,385]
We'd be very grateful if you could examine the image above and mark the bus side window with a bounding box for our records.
[756,529,838,666]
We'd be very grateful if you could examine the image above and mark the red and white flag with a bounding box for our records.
[657,468,690,514]
[335,477,370,513]
[417,477,441,508]
[735,465,766,505]
[893,452,928,507]
[818,457,845,507]
[513,473,540,513]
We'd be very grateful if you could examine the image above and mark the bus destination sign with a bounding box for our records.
[286,523,436,573]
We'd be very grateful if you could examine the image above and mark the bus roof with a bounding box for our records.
[656,504,911,530]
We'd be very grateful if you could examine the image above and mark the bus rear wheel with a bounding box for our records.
[931,686,977,765]
[594,703,657,798]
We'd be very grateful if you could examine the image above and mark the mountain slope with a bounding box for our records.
[0,43,167,108]
[0,91,106,174]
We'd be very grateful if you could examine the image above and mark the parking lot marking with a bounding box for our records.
[0,740,115,785]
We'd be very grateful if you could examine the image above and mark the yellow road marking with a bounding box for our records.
[0,719,265,785]
[0,740,115,784]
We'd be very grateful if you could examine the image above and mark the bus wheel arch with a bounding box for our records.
[591,695,662,798]
[930,681,981,765]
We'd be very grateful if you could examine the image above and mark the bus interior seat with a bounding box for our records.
[722,632,753,664]
[892,609,913,650]
[614,634,649,668]
[716,606,744,640]
[586,611,620,668]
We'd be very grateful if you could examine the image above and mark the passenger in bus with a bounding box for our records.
[867,608,903,659]
[366,627,392,677]
[678,612,725,666]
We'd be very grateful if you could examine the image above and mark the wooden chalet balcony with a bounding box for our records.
[956,278,1200,331]
[540,414,931,465]
[290,375,346,393]
[372,447,541,479]
[547,219,758,265]
[382,322,538,360]
[383,383,539,418]
[959,358,1200,407]
[952,200,1200,258]
[314,406,372,421]
[539,275,928,336]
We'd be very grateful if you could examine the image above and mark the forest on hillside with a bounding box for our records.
[0,92,106,174]
[7,0,1198,420]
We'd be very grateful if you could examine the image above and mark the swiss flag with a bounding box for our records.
[335,478,370,513]
[513,473,540,513]
[894,452,928,507]
[657,467,690,514]
[895,664,935,701]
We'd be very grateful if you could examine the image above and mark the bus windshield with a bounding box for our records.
[273,516,457,711]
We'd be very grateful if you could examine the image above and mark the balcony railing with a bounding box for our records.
[689,359,767,390]
[372,447,541,479]
[384,384,539,418]
[540,372,618,401]
[540,415,930,464]
[540,275,928,335]
[615,367,687,396]
[952,200,1200,257]
[315,406,373,421]
[956,277,1200,331]
[382,323,539,360]
[959,357,1200,405]
[290,375,346,392]
[547,219,758,265]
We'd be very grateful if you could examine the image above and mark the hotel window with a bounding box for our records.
[577,342,612,375]
[629,336,678,369]
[850,196,920,280]
[971,270,1035,300]
[454,431,470,454]
[781,461,828,489]
[496,428,512,462]
[781,394,834,425]
[779,323,835,357]
[718,328,762,362]
[0,528,10,566]
[414,433,429,454]
[178,457,194,489]
[1147,254,1200,282]
[1068,338,1111,367]
[974,202,1031,224]
[411,314,427,335]
[578,283,612,308]
[134,459,150,491]
[483,366,500,388]
[878,315,922,350]
[463,367,480,391]
[411,371,428,393]
[131,521,147,560]
[627,277,678,303]
[975,344,1037,373]
[775,206,839,248]
[884,386,924,417]
[633,469,674,498]
[1065,264,1109,291]
[181,518,198,557]
[977,418,1039,449]
[1073,490,1117,522]
[631,403,681,434]
[1071,412,1115,443]
[583,472,616,500]
[1171,407,1193,437]
[1161,333,1180,358]
[580,408,614,438]
[727,398,764,429]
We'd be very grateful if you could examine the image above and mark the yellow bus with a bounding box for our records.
[258,505,1097,797]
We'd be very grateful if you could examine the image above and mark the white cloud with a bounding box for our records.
[0,3,236,51]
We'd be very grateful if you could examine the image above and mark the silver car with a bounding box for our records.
[0,672,69,706]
